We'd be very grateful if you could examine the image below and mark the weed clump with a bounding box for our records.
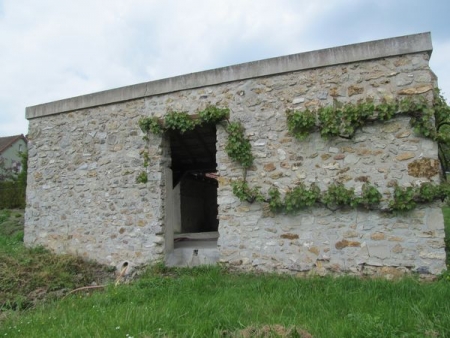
[0,209,115,312]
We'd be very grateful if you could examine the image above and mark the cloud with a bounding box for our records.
[126,0,341,78]
[0,0,449,136]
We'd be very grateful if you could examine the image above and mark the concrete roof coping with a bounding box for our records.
[26,32,433,120]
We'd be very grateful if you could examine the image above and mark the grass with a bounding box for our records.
[0,209,114,312]
[0,209,449,337]
[1,266,449,337]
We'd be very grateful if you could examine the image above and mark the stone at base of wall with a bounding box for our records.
[221,262,444,281]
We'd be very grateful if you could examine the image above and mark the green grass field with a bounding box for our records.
[1,208,449,337]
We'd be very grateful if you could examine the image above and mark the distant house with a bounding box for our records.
[0,134,27,179]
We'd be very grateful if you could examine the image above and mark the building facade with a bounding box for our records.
[24,33,447,277]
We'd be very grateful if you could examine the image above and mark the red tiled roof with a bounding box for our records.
[0,134,27,155]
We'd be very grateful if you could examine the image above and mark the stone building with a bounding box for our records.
[24,32,447,276]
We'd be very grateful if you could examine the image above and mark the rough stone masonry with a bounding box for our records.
[24,32,447,277]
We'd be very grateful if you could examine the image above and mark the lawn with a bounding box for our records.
[0,208,449,337]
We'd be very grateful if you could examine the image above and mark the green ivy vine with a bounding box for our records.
[136,171,148,184]
[233,180,448,213]
[136,91,450,214]
[225,122,254,169]
[231,180,264,203]
[138,116,163,136]
[137,106,253,183]
[236,90,450,213]
[286,95,439,141]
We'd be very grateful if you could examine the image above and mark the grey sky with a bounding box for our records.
[0,0,449,136]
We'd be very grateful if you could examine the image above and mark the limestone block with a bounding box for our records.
[367,244,390,259]
[335,239,361,249]
[407,158,440,178]
[395,152,415,161]
[397,84,433,95]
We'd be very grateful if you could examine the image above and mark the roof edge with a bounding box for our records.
[26,32,433,120]
[0,134,27,154]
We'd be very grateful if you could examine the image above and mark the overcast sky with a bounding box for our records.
[1,0,449,136]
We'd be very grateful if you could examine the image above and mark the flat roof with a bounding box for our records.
[26,32,433,120]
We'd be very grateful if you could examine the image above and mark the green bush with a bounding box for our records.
[0,151,27,209]
[0,180,25,209]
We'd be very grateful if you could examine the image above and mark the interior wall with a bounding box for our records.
[180,175,218,233]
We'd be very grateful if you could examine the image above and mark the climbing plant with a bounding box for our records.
[286,95,440,141]
[164,111,198,133]
[198,105,230,124]
[434,91,450,173]
[136,171,148,184]
[235,90,450,213]
[231,180,264,204]
[137,106,253,182]
[232,179,449,213]
[137,90,450,214]
[138,116,163,136]
[225,122,254,169]
[138,106,230,135]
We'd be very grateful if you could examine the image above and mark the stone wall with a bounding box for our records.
[25,100,166,265]
[213,55,445,276]
[25,33,447,276]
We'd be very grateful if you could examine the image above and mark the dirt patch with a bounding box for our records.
[225,324,313,337]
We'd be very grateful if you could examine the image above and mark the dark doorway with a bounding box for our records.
[169,123,218,234]
[179,173,218,233]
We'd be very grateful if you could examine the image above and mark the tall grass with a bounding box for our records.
[1,265,449,337]
[0,210,114,313]
[1,208,449,337]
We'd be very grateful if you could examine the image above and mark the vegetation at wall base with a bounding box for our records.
[0,210,115,314]
[1,265,450,337]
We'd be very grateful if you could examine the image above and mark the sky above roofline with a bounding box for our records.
[1,0,449,136]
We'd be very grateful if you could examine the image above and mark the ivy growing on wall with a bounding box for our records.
[225,122,254,169]
[232,179,448,213]
[286,95,438,141]
[137,90,450,214]
[137,105,253,182]
[231,90,450,213]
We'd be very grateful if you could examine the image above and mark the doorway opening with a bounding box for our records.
[165,122,219,266]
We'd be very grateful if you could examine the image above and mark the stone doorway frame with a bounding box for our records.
[163,125,220,266]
